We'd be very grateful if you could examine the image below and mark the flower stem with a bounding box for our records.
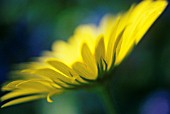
[97,85,116,114]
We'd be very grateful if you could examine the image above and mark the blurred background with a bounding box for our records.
[0,0,169,114]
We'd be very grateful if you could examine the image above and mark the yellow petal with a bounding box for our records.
[47,60,78,77]
[95,36,108,72]
[81,43,97,77]
[70,24,98,53]
[1,95,46,108]
[52,40,80,67]
[115,0,168,65]
[99,14,115,48]
[34,68,77,85]
[105,14,126,69]
[72,62,97,80]
[2,79,54,91]
[1,81,55,102]
[46,91,59,103]
[1,90,43,102]
[95,36,105,64]
[135,0,168,44]
[2,80,24,91]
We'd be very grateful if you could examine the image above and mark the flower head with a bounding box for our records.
[1,0,168,108]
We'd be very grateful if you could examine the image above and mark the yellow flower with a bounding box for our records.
[1,0,168,108]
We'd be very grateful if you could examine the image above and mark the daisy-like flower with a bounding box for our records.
[1,0,168,108]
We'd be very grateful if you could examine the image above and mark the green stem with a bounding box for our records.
[97,85,116,114]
